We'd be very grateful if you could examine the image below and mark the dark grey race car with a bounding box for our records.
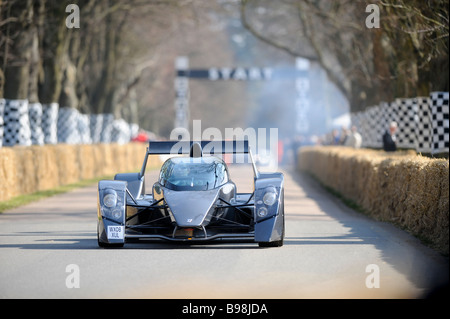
[97,140,284,248]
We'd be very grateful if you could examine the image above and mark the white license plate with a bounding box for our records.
[107,226,124,240]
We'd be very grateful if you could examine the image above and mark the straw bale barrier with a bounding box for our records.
[298,146,449,255]
[0,143,158,202]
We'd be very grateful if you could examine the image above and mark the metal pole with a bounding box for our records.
[295,57,310,135]
[174,57,190,137]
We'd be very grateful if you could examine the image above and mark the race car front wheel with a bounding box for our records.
[97,231,124,248]
[98,240,124,248]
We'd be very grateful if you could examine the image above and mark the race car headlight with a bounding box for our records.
[257,206,268,218]
[103,191,117,208]
[111,207,123,220]
[263,187,278,206]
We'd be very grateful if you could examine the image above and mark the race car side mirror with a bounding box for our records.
[153,183,161,195]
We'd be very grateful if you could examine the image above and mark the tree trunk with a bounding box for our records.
[91,6,116,114]
[27,0,45,103]
[38,2,67,104]
[58,53,79,109]
[3,0,34,100]
[372,28,393,103]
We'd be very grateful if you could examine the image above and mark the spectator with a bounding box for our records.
[331,129,340,145]
[345,126,362,148]
[383,121,398,152]
[339,127,350,145]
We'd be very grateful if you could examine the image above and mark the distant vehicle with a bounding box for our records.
[97,140,284,248]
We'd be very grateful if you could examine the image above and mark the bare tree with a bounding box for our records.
[240,0,449,111]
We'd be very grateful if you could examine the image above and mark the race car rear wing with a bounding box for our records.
[147,140,249,155]
[140,140,258,178]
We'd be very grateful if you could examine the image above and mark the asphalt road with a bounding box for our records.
[0,164,448,299]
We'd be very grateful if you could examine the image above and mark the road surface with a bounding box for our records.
[0,164,448,299]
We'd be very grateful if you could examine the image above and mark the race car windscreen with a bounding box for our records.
[159,157,229,191]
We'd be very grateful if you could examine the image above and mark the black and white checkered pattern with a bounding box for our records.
[111,119,131,144]
[28,103,45,145]
[430,91,449,154]
[0,99,5,148]
[1,98,139,147]
[100,113,114,143]
[379,100,399,132]
[77,113,92,144]
[42,103,59,144]
[415,97,432,154]
[1,99,32,146]
[360,106,373,147]
[90,114,103,144]
[385,101,399,123]
[356,105,385,148]
[354,111,370,148]
[57,107,81,144]
[368,105,385,148]
[394,98,418,149]
[351,92,449,154]
[129,123,139,140]
[356,103,392,149]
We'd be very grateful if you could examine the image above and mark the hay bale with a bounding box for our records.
[13,146,38,195]
[55,144,81,185]
[298,146,449,254]
[0,143,158,203]
[76,144,95,180]
[0,147,19,201]
[32,145,60,192]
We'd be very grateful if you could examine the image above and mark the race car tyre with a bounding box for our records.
[258,239,283,247]
[98,240,124,248]
[97,232,124,248]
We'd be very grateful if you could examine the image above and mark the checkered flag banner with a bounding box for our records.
[430,92,449,154]
[394,98,418,150]
[352,92,449,154]
[355,111,370,148]
[28,103,45,145]
[57,107,82,144]
[1,99,138,147]
[1,99,32,146]
[129,123,139,140]
[42,103,59,144]
[358,106,372,148]
[366,105,384,148]
[77,113,92,144]
[90,114,103,144]
[382,101,399,125]
[415,97,432,154]
[379,101,399,137]
[111,118,131,144]
[356,105,385,148]
[100,113,114,143]
[0,99,5,148]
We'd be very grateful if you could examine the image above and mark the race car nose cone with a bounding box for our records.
[163,188,220,227]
